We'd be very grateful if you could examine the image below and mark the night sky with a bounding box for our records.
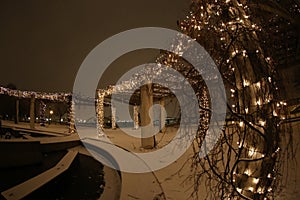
[0,0,189,93]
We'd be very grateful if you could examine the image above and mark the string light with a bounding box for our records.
[257,187,264,194]
[256,99,262,106]
[277,103,280,107]
[259,120,266,126]
[0,86,71,102]
[248,147,255,157]
[267,173,272,178]
[239,121,244,127]
[255,82,261,88]
[268,77,272,83]
[243,79,250,86]
[248,186,254,192]
[252,178,260,184]
[244,169,251,176]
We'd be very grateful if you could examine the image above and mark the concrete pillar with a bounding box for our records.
[140,82,155,149]
[159,98,166,133]
[30,95,35,129]
[39,101,46,126]
[111,105,116,129]
[133,105,139,129]
[15,98,19,124]
[68,99,76,134]
[96,90,105,136]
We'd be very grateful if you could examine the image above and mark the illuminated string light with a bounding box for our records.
[0,86,71,102]
[244,169,251,176]
[248,147,255,157]
[259,120,266,126]
[257,187,264,194]
[239,121,244,127]
[256,99,262,106]
[252,178,259,184]
[248,186,254,192]
[267,173,272,178]
[255,82,261,88]
[243,79,250,86]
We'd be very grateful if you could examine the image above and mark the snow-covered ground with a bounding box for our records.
[1,120,299,199]
[93,123,300,200]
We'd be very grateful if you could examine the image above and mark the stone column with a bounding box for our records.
[96,90,105,136]
[68,98,76,134]
[15,98,19,124]
[111,105,116,129]
[140,82,155,149]
[159,98,166,133]
[133,105,139,129]
[30,95,35,129]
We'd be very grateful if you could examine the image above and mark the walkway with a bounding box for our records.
[1,120,299,199]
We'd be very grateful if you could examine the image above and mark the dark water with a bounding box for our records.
[0,152,105,200]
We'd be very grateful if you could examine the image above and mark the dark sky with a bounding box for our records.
[0,0,189,93]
